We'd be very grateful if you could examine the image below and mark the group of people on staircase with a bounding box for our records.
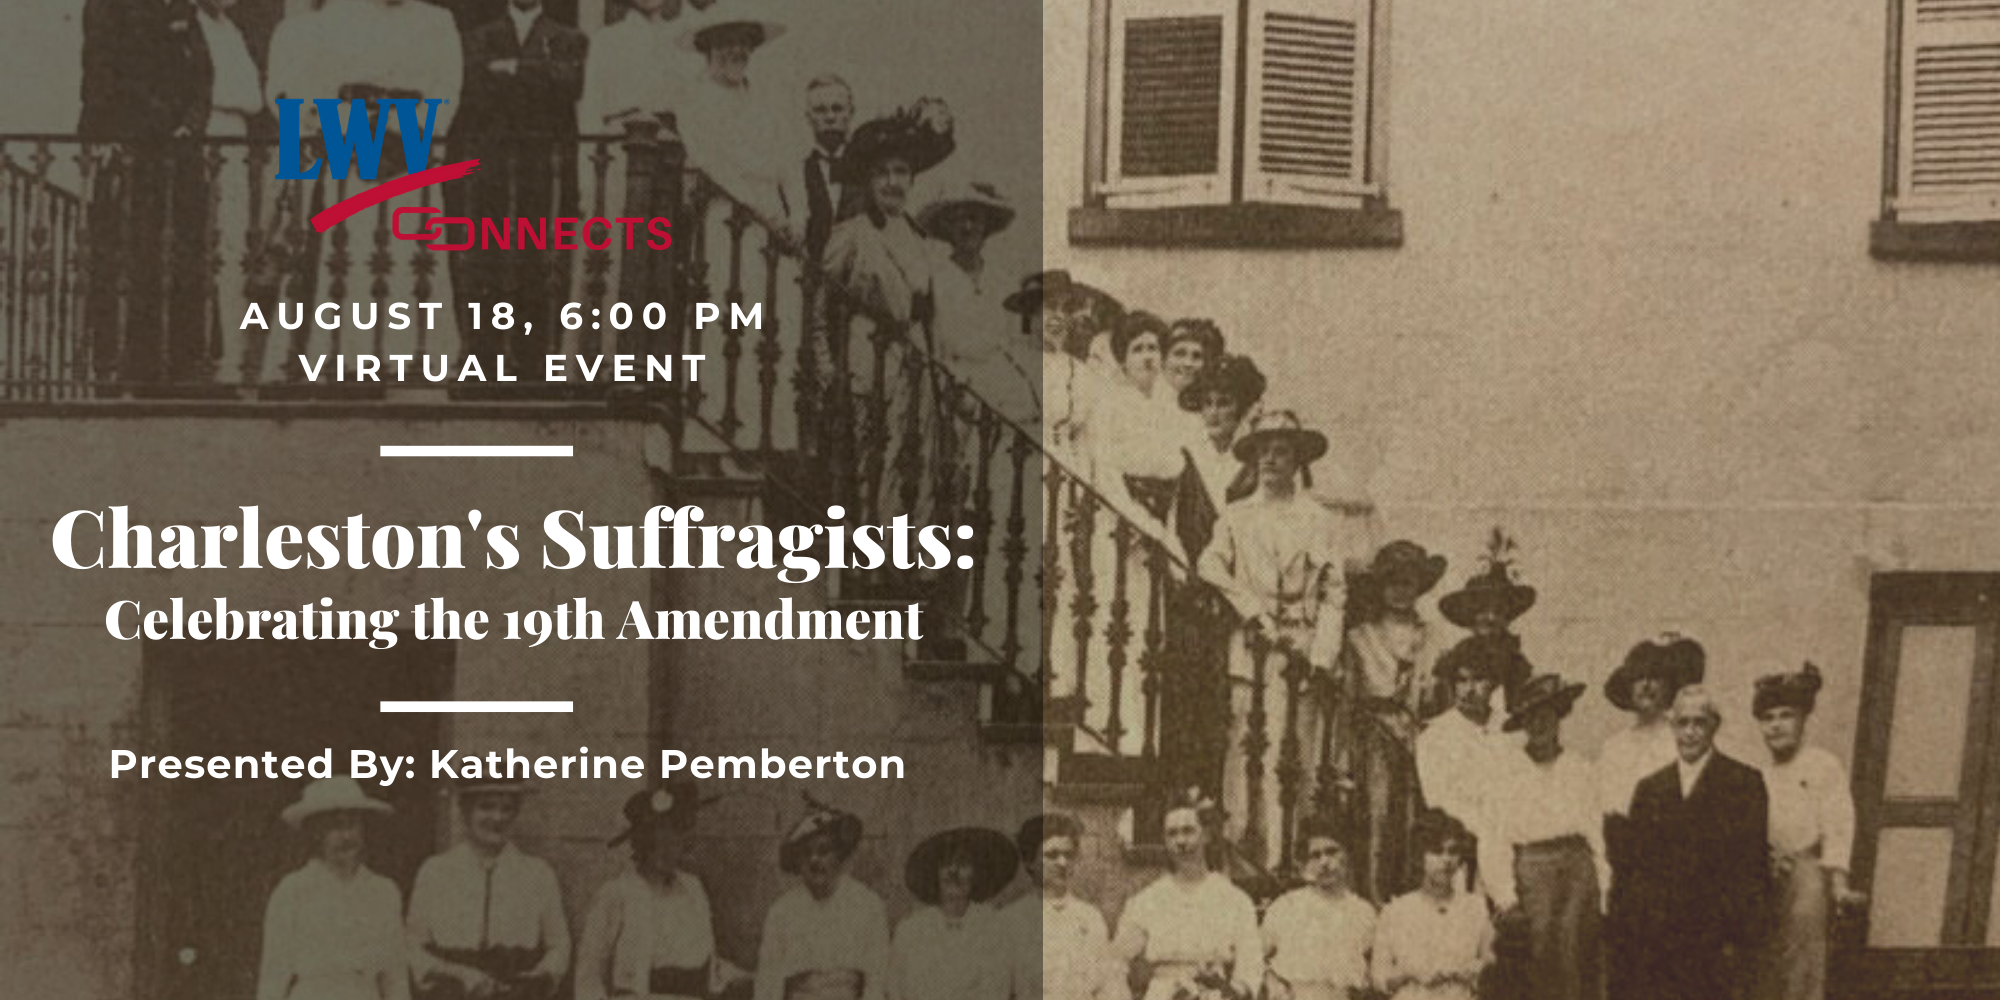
[1006,272,1866,1000]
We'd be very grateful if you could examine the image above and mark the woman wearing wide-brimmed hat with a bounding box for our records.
[574,780,745,1000]
[823,102,956,326]
[888,827,1018,1000]
[672,0,796,233]
[1750,663,1864,1000]
[256,777,408,1000]
[1480,673,1607,1000]
[755,801,890,1000]
[407,774,569,1000]
[1197,410,1371,868]
[1335,539,1449,902]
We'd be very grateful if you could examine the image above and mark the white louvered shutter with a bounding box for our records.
[1243,0,1374,206]
[1104,0,1238,208]
[1896,0,2000,221]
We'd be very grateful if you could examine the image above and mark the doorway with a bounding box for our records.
[1843,573,2000,996]
[134,637,452,1000]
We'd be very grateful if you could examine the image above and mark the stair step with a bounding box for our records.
[1047,781,1148,805]
[979,722,1066,746]
[904,660,1007,684]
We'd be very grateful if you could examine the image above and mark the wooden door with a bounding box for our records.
[1841,573,2000,997]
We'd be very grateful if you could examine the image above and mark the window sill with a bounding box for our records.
[1068,201,1403,249]
[1870,219,2000,262]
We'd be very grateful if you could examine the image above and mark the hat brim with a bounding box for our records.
[1604,655,1706,712]
[1502,681,1586,732]
[282,797,392,829]
[1231,427,1330,466]
[1438,584,1537,629]
[455,781,532,797]
[677,18,788,53]
[903,827,1019,905]
[916,199,1015,239]
[1373,553,1448,597]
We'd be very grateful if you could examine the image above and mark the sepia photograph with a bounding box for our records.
[1,1,1998,1000]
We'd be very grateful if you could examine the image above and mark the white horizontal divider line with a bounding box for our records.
[382,701,574,713]
[380,445,574,457]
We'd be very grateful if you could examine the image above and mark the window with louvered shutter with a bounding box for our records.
[1104,0,1237,208]
[1896,0,2000,222]
[1243,0,1374,206]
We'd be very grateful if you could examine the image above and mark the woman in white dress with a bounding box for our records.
[256,777,408,1000]
[577,782,747,1000]
[1371,811,1493,1000]
[574,0,694,310]
[1198,411,1368,868]
[1597,635,1704,1000]
[1750,663,1867,1000]
[888,828,1018,1000]
[260,0,462,382]
[1113,793,1263,1000]
[1337,540,1448,904]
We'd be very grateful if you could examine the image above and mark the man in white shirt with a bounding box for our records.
[1479,674,1605,1000]
[406,775,571,1000]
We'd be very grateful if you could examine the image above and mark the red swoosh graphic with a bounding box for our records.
[309,159,482,232]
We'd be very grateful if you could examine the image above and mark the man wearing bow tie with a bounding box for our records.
[796,74,860,260]
[78,0,215,389]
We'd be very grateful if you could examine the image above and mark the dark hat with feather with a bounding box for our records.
[833,100,956,186]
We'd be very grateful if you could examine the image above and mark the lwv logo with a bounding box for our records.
[273,98,447,179]
[273,98,478,232]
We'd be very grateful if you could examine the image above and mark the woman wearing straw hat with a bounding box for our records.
[1749,663,1864,1000]
[256,777,409,1000]
[755,801,891,1000]
[407,775,569,1000]
[888,827,1018,1000]
[1479,673,1608,1000]
[576,780,745,1000]
[1197,410,1369,868]
[670,0,796,234]
[1336,540,1449,903]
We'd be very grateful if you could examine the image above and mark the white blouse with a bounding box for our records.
[1761,745,1856,871]
[889,904,1010,1000]
[1198,489,1359,668]
[1006,893,1111,1000]
[1477,749,1609,912]
[1596,720,1675,817]
[1119,872,1264,1000]
[754,876,892,1000]
[405,842,570,985]
[256,860,409,1000]
[1261,887,1376,994]
[578,11,695,133]
[1370,889,1492,1000]
[574,869,717,1000]
[197,9,262,137]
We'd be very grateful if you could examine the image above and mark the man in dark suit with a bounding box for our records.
[450,0,587,375]
[78,0,215,390]
[1617,685,1771,1000]
[798,73,859,260]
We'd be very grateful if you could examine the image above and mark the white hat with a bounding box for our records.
[281,777,394,828]
[917,180,1016,238]
[676,0,789,53]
